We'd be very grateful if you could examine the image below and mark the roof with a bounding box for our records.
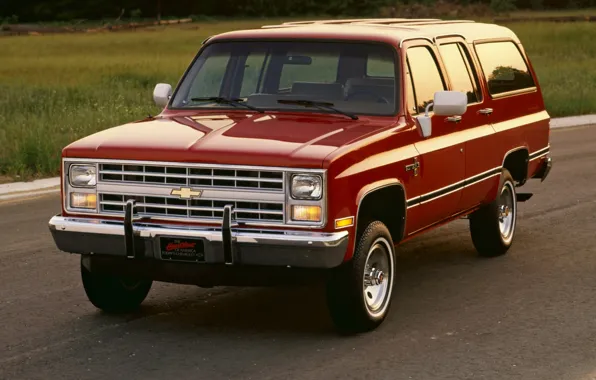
[207,18,520,46]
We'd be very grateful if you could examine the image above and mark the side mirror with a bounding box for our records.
[432,91,467,116]
[414,91,468,138]
[153,83,172,108]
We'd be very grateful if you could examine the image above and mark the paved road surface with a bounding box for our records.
[1,125,596,380]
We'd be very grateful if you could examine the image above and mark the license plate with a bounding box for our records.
[159,237,205,262]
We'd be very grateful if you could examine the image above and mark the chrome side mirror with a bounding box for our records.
[414,91,468,138]
[433,91,467,116]
[153,83,172,109]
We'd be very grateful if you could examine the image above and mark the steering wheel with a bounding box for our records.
[346,90,389,104]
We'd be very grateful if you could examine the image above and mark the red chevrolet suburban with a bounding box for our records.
[49,18,552,333]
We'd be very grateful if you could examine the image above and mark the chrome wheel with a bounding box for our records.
[362,237,394,317]
[498,181,516,244]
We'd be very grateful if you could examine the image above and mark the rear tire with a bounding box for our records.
[81,258,152,313]
[469,169,517,257]
[326,221,395,334]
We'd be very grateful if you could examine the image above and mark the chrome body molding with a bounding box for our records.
[49,215,346,243]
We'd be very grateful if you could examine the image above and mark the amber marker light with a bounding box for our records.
[291,205,322,222]
[335,216,354,229]
[70,193,97,209]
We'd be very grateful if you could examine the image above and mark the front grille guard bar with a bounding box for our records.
[123,200,238,264]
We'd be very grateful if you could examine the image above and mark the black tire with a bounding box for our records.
[469,168,517,257]
[81,259,152,313]
[326,221,396,334]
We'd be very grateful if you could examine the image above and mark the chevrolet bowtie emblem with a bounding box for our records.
[171,187,203,199]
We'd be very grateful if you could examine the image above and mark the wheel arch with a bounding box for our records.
[354,180,407,252]
[501,146,530,185]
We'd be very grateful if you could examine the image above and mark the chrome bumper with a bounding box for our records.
[541,156,553,182]
[48,215,349,269]
[534,156,553,182]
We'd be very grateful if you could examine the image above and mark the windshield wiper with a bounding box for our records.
[190,97,264,113]
[277,99,358,120]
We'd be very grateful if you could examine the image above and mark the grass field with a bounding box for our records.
[1,17,596,179]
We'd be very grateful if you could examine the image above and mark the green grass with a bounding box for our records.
[0,18,595,179]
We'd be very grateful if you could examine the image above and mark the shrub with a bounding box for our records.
[129,8,142,20]
[379,1,492,19]
[490,0,517,13]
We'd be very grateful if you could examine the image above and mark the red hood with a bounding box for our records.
[63,112,395,168]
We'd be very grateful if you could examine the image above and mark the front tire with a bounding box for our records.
[469,169,517,257]
[326,221,396,334]
[81,258,152,313]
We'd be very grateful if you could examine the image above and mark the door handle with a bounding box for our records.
[445,116,462,123]
[478,108,493,115]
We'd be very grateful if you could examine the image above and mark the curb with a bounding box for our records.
[549,114,596,129]
[0,177,60,202]
[1,114,595,201]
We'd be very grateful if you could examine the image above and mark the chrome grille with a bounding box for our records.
[99,194,284,223]
[99,163,284,192]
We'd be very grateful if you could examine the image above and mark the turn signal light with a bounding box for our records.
[335,216,354,229]
[291,205,322,222]
[70,193,97,209]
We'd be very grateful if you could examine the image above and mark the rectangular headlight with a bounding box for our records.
[69,164,97,187]
[291,174,322,200]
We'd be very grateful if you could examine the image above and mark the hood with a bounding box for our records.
[63,112,395,168]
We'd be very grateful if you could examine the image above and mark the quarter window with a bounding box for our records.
[475,41,535,96]
[407,46,446,114]
[439,43,481,103]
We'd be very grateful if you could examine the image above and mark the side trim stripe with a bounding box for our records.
[406,166,502,208]
[405,145,550,208]
[529,146,550,160]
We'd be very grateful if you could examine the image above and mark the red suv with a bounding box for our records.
[49,18,552,333]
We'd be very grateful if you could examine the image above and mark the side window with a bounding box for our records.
[405,61,417,114]
[278,53,338,90]
[407,46,446,114]
[438,43,481,103]
[475,41,535,96]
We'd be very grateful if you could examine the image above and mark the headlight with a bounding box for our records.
[69,165,97,187]
[291,174,322,200]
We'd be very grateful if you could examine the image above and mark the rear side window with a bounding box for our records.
[407,46,446,114]
[475,41,535,96]
[439,43,481,103]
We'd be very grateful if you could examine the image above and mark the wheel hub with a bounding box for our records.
[365,268,385,286]
[498,205,511,222]
[362,241,393,315]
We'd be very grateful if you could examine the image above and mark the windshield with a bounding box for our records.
[171,41,399,116]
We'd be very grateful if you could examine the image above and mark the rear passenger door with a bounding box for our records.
[474,40,549,177]
[405,42,465,232]
[436,37,500,211]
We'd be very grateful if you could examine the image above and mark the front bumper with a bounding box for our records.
[48,215,349,269]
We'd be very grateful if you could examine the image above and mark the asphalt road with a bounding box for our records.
[1,125,596,380]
